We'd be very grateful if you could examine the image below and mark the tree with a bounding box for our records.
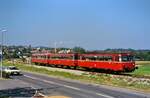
[72,47,86,54]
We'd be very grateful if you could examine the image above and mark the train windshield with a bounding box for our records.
[121,56,134,62]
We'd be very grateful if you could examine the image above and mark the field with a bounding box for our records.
[136,61,150,65]
[132,61,150,76]
[132,64,150,76]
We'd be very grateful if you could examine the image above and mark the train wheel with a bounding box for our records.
[59,65,64,68]
[115,71,121,74]
[51,64,56,67]
[65,66,71,69]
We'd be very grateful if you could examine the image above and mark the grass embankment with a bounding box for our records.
[3,61,150,92]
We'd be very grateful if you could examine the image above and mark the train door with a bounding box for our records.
[73,53,79,67]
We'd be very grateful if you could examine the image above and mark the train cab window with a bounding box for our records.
[121,56,134,62]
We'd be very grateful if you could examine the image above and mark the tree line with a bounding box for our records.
[1,46,150,61]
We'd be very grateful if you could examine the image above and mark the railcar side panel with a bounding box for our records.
[78,60,123,71]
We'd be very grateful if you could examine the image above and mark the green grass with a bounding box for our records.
[132,64,150,76]
[4,63,77,79]
[3,61,150,92]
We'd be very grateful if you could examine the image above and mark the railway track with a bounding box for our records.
[31,63,150,80]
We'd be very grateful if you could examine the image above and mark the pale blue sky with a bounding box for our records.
[0,0,150,50]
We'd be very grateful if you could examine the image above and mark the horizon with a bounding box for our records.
[0,0,150,50]
[3,45,150,51]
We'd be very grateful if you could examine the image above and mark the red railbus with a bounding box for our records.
[31,53,136,72]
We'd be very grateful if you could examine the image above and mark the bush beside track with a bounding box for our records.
[3,60,150,92]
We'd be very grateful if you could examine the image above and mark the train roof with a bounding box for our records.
[32,52,133,57]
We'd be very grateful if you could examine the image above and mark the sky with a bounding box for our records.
[0,0,150,50]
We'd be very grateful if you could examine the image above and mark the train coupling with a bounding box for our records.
[135,66,138,69]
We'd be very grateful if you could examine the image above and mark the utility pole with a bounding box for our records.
[54,42,57,54]
[0,29,6,78]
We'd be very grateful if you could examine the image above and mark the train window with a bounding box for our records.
[84,56,112,61]
[80,56,83,60]
[50,56,73,60]
[37,56,40,59]
[121,56,134,62]
[84,57,95,61]
[97,56,112,61]
[42,56,44,59]
[89,57,96,60]
[61,56,73,60]
[51,56,59,59]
